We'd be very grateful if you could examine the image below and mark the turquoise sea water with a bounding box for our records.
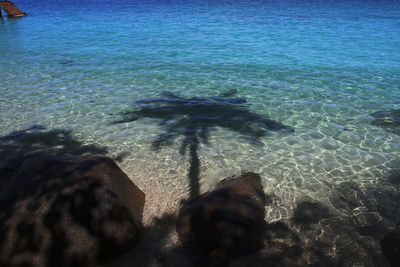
[1,0,400,265]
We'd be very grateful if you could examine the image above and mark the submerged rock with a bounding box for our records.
[0,155,145,267]
[370,110,400,127]
[176,172,265,266]
[381,224,400,267]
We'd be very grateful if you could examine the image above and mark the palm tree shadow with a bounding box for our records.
[114,90,294,199]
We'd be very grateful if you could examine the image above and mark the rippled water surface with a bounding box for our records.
[1,0,400,265]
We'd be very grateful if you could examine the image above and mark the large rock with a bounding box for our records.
[177,172,265,266]
[0,155,145,267]
[381,224,400,267]
[370,110,400,127]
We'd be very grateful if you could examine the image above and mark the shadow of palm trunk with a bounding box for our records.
[188,142,200,199]
[112,90,294,200]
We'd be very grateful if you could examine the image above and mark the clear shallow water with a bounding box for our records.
[1,0,400,265]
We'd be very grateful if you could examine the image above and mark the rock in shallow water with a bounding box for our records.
[176,172,265,266]
[370,110,400,127]
[0,155,145,267]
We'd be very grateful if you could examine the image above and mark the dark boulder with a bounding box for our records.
[381,224,400,267]
[370,110,400,127]
[0,155,145,267]
[176,172,265,266]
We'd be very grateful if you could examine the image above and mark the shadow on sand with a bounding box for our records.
[113,90,294,199]
[108,168,400,267]
[107,192,397,267]
[242,175,400,267]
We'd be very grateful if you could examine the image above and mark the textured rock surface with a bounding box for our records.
[176,172,265,266]
[370,110,400,127]
[0,155,145,267]
[381,224,400,267]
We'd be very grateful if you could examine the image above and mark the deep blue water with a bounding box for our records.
[1,1,400,265]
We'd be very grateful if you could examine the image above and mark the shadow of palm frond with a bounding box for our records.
[114,90,294,199]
